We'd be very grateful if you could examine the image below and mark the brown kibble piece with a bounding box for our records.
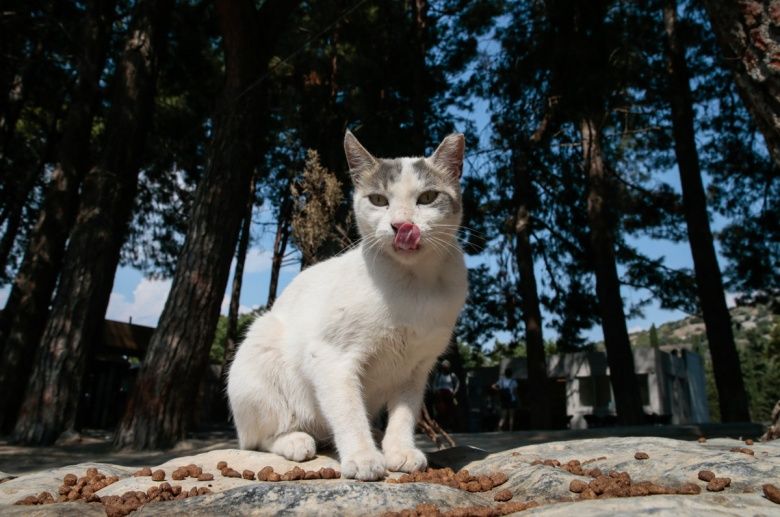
[586,468,603,478]
[730,447,754,455]
[134,466,153,477]
[151,469,165,481]
[677,482,701,495]
[63,473,77,486]
[494,489,513,502]
[745,438,754,445]
[86,468,98,478]
[197,473,214,481]
[579,488,597,500]
[267,471,281,482]
[698,470,715,482]
[304,470,321,480]
[187,464,202,477]
[198,487,212,496]
[629,484,649,496]
[223,468,242,478]
[634,452,649,460]
[217,461,228,470]
[478,476,494,491]
[36,492,55,505]
[320,467,337,479]
[763,484,780,504]
[707,477,731,491]
[489,471,508,487]
[569,479,588,493]
[242,469,255,480]
[258,466,274,481]
[172,468,187,481]
[159,482,172,492]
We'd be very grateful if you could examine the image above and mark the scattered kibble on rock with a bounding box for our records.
[151,469,166,481]
[381,500,539,517]
[764,484,780,504]
[730,447,755,456]
[634,452,649,460]
[387,468,508,493]
[565,468,703,500]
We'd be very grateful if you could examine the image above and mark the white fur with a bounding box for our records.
[228,137,467,481]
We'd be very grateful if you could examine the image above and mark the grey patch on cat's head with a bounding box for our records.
[359,159,403,191]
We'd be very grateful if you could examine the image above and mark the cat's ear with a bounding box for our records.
[344,130,377,177]
[430,133,465,179]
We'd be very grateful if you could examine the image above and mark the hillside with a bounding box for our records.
[628,303,778,351]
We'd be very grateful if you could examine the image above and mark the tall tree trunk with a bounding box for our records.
[12,0,170,445]
[701,0,780,168]
[579,115,644,426]
[115,0,300,450]
[512,158,551,429]
[267,192,292,308]
[221,175,256,376]
[663,0,750,422]
[0,0,114,433]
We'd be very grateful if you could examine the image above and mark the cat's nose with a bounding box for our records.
[391,220,412,234]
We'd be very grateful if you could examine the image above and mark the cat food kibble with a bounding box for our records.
[745,438,754,445]
[63,473,77,486]
[187,464,203,477]
[172,468,188,480]
[257,466,274,481]
[217,461,228,470]
[222,468,242,478]
[730,447,754,455]
[242,469,255,480]
[634,452,649,460]
[764,484,780,504]
[677,483,701,495]
[569,479,588,493]
[320,467,338,479]
[304,470,321,480]
[698,470,716,482]
[133,466,152,477]
[706,477,731,492]
[493,489,513,502]
[197,473,214,481]
[151,469,165,481]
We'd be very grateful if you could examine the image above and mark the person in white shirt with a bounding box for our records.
[432,360,459,430]
[492,368,518,431]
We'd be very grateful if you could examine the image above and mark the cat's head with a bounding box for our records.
[344,130,464,264]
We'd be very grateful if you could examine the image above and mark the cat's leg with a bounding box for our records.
[382,363,430,473]
[307,347,386,481]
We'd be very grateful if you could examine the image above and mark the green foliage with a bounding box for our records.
[209,312,259,365]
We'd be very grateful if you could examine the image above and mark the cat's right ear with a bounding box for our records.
[344,130,377,179]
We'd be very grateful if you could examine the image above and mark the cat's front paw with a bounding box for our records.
[340,449,387,481]
[384,447,427,473]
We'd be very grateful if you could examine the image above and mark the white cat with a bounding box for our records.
[227,131,468,481]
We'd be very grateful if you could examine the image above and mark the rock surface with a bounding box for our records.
[1,436,778,516]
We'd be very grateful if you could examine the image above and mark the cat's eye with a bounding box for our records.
[417,191,439,205]
[368,193,388,207]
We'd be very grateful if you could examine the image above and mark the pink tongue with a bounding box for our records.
[394,223,421,251]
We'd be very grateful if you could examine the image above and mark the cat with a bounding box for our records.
[227,131,468,481]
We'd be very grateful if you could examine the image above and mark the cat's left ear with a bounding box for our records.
[344,130,377,179]
[430,133,465,180]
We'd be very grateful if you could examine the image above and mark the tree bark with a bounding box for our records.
[221,175,256,376]
[115,0,300,450]
[12,0,170,445]
[663,0,750,422]
[0,0,114,433]
[701,0,780,168]
[512,158,551,429]
[579,115,644,426]
[267,192,292,308]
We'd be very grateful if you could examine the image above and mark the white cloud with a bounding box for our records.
[243,247,274,273]
[106,278,172,327]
